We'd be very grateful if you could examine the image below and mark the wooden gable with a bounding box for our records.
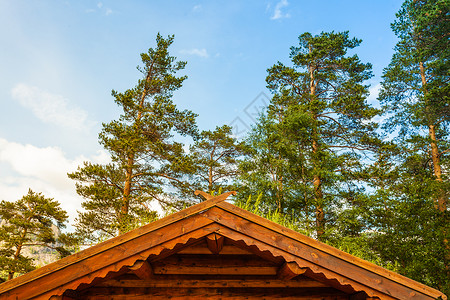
[0,191,446,300]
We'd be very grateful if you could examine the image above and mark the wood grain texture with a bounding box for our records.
[79,287,349,299]
[278,262,307,280]
[95,278,328,288]
[206,233,225,254]
[129,260,153,279]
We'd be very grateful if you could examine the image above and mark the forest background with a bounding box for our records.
[0,0,448,296]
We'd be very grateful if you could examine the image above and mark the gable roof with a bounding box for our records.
[0,191,446,300]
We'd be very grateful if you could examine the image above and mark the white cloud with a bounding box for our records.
[85,3,113,16]
[192,5,202,12]
[271,0,290,20]
[367,83,381,107]
[0,138,110,223]
[11,83,93,131]
[180,48,209,58]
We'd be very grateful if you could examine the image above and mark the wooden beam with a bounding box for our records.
[178,244,253,255]
[277,262,307,280]
[153,265,278,275]
[152,254,279,275]
[350,291,380,300]
[80,287,349,300]
[129,260,153,279]
[194,190,236,201]
[49,296,78,300]
[206,233,224,254]
[96,278,328,288]
[83,295,347,300]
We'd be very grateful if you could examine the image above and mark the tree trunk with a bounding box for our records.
[428,124,446,212]
[208,145,215,194]
[308,50,324,240]
[277,176,283,212]
[420,61,448,276]
[118,70,152,234]
[120,156,134,235]
[419,62,446,211]
[312,140,325,239]
[8,228,27,280]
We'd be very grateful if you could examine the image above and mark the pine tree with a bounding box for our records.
[69,34,198,242]
[379,0,449,213]
[367,144,450,292]
[189,125,246,195]
[241,32,381,240]
[376,0,449,292]
[0,190,69,280]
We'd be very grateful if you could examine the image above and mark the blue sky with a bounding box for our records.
[0,0,403,222]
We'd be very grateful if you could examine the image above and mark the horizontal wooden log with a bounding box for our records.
[96,278,328,288]
[152,254,279,275]
[83,296,347,300]
[156,254,277,266]
[153,265,278,275]
[151,253,279,276]
[178,244,253,255]
[80,287,348,299]
[49,296,77,300]
[350,291,377,300]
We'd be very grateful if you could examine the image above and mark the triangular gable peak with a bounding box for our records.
[0,191,446,300]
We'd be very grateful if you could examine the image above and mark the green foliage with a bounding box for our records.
[239,31,381,240]
[68,162,158,242]
[380,0,449,135]
[0,189,69,280]
[189,125,247,196]
[234,194,311,236]
[374,0,449,294]
[234,194,385,268]
[69,33,198,243]
[367,145,450,293]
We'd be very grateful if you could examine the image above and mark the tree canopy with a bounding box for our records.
[239,31,380,241]
[69,33,198,242]
[374,0,449,293]
[0,189,69,281]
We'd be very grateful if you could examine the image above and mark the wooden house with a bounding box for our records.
[0,191,446,299]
